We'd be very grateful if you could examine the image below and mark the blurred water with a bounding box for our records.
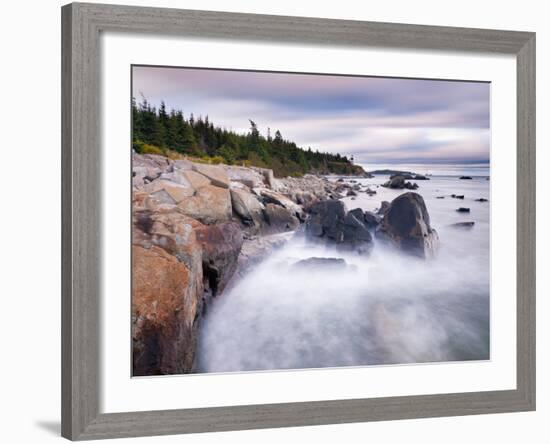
[197,175,490,373]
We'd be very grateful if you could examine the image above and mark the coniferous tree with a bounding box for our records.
[131,96,363,177]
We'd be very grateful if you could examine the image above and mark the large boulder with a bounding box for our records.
[226,166,265,189]
[141,179,194,204]
[263,203,300,234]
[341,210,373,254]
[132,153,173,188]
[132,245,199,375]
[256,189,304,221]
[230,188,265,228]
[181,170,211,189]
[383,175,406,188]
[305,200,372,254]
[376,192,439,258]
[195,222,244,297]
[177,185,232,224]
[133,152,172,173]
[252,167,276,189]
[306,200,346,239]
[382,175,419,190]
[132,209,203,292]
[192,163,230,189]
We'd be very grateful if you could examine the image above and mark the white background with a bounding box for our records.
[101,34,517,413]
[0,0,546,443]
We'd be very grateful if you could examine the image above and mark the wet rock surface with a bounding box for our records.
[376,192,439,258]
[305,200,373,254]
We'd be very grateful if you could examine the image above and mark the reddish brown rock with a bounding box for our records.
[192,163,230,189]
[132,208,204,304]
[177,185,232,224]
[132,245,199,375]
[195,222,244,297]
[132,210,244,375]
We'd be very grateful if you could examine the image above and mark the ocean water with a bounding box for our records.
[362,163,490,178]
[197,174,490,373]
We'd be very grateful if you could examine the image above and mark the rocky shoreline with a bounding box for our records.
[131,153,440,375]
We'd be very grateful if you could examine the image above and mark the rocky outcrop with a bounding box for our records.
[131,153,347,375]
[413,174,430,180]
[305,200,373,254]
[230,188,265,229]
[382,175,419,190]
[376,192,439,258]
[132,245,199,376]
[306,200,346,238]
[192,163,230,189]
[178,185,232,224]
[195,222,243,298]
[142,179,194,204]
[226,165,266,189]
[256,188,304,221]
[132,208,204,297]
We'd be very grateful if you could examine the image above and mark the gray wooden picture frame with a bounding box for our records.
[61,2,536,440]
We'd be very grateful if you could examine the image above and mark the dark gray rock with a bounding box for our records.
[391,173,413,180]
[306,200,346,239]
[363,211,382,229]
[305,200,373,254]
[292,257,348,270]
[382,175,419,190]
[376,192,439,258]
[377,201,390,215]
[383,175,406,188]
[342,211,372,241]
[449,222,475,229]
[413,174,430,180]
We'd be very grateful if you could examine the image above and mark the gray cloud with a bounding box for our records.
[132,66,490,165]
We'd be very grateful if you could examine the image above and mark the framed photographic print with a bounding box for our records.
[61,2,536,440]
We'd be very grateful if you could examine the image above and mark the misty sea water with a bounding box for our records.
[197,172,490,373]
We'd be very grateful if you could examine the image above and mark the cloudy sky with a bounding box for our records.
[132,66,490,166]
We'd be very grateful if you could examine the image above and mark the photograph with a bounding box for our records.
[131,66,491,377]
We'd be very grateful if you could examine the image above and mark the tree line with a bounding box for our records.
[132,97,364,177]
